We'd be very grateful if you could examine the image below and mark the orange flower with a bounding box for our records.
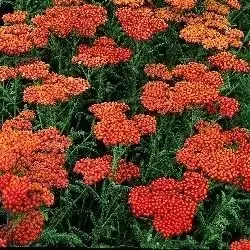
[128,172,208,238]
[89,102,156,146]
[23,72,90,105]
[53,0,84,5]
[72,36,132,68]
[16,60,50,80]
[144,63,172,80]
[113,0,145,7]
[32,5,107,38]
[230,239,250,250]
[0,66,17,81]
[2,11,28,24]
[116,7,168,41]
[176,121,250,190]
[208,52,250,72]
[224,0,241,9]
[165,0,197,10]
[155,7,186,22]
[204,0,230,15]
[9,211,44,246]
[74,155,140,184]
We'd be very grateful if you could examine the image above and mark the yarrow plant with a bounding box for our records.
[0,0,249,247]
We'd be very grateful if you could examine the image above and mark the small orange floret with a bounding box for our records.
[230,239,250,250]
[116,7,168,41]
[144,63,172,80]
[72,36,132,68]
[208,52,250,72]
[2,11,28,24]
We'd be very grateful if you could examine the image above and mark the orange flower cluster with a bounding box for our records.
[72,36,132,68]
[32,4,107,38]
[128,172,208,238]
[155,7,186,23]
[74,155,140,185]
[165,0,197,11]
[224,0,241,10]
[141,62,238,117]
[0,211,44,246]
[230,239,250,250]
[180,12,244,50]
[0,22,49,55]
[89,102,157,146]
[2,11,28,24]
[208,52,250,72]
[0,110,71,245]
[113,0,145,7]
[53,0,84,5]
[0,66,17,81]
[144,63,172,80]
[204,0,230,15]
[176,120,250,191]
[116,7,168,41]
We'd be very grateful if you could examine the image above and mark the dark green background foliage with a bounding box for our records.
[0,0,250,248]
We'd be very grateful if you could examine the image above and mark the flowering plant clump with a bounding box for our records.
[176,120,250,191]
[0,110,71,246]
[128,172,208,238]
[72,36,133,68]
[0,0,249,247]
[89,102,157,146]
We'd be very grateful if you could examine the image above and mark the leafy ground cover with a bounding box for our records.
[0,0,250,248]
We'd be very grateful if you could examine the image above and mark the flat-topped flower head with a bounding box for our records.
[128,172,208,238]
[2,11,28,24]
[72,36,132,68]
[208,52,250,72]
[230,239,250,250]
[116,7,168,41]
[165,0,197,10]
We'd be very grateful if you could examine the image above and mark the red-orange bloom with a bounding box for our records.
[9,210,44,246]
[23,72,90,105]
[116,7,168,41]
[128,172,208,238]
[230,239,250,250]
[224,0,241,10]
[208,52,250,72]
[53,0,84,5]
[113,0,145,7]
[165,0,197,10]
[176,121,250,190]
[16,60,50,80]
[72,36,132,68]
[89,102,157,146]
[74,155,140,185]
[2,11,28,24]
[0,66,17,81]
[32,5,107,38]
[144,63,172,81]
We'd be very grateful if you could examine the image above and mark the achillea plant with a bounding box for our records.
[129,172,208,238]
[230,239,250,250]
[89,102,157,146]
[0,110,71,246]
[176,120,250,191]
[116,7,168,41]
[208,52,250,72]
[74,155,140,185]
[72,36,133,68]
